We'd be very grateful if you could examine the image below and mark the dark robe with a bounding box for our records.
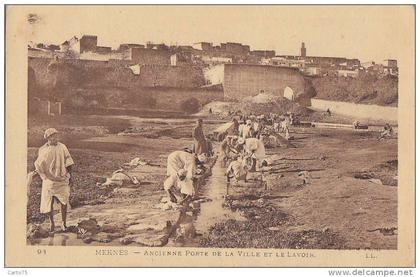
[192,125,208,155]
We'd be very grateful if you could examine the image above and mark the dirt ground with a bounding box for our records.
[26,114,220,246]
[26,114,397,249]
[202,127,397,249]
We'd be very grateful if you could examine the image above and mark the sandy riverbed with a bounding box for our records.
[27,114,397,249]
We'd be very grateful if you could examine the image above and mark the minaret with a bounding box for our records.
[301,42,306,57]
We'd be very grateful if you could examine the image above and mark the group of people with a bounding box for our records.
[220,135,266,173]
[29,106,395,236]
[27,115,285,233]
[216,112,298,187]
[235,112,295,141]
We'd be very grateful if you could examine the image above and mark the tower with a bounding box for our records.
[301,42,306,57]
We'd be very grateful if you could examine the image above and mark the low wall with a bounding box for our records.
[310,98,397,123]
[140,87,224,111]
[59,86,224,113]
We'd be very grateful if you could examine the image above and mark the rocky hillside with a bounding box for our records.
[310,74,398,107]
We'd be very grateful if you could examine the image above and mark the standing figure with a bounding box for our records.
[219,135,238,167]
[326,108,332,116]
[32,128,74,233]
[240,120,254,139]
[281,116,291,135]
[192,119,208,155]
[230,118,240,136]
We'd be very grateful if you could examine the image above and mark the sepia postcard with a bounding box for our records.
[5,5,415,267]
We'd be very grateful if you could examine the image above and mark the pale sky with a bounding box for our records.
[19,5,414,63]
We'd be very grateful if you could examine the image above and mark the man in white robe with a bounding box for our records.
[33,128,74,232]
[166,150,207,200]
[163,169,190,204]
[238,137,266,172]
[240,120,254,139]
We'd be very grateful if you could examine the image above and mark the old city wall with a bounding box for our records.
[28,57,221,113]
[28,57,206,91]
[60,86,223,113]
[151,87,224,109]
[28,57,55,88]
[136,65,205,87]
[130,48,171,65]
[223,64,309,104]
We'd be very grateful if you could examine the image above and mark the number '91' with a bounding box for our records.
[37,249,47,254]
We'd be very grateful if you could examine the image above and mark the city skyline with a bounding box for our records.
[23,6,411,63]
